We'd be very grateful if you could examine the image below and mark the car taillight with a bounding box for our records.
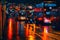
[34,8,42,12]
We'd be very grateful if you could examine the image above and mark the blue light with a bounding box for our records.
[45,3,56,7]
[49,7,52,9]
[29,19,34,23]
[36,2,44,8]
[30,19,32,21]
[46,12,50,15]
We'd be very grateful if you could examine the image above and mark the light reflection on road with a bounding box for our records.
[7,18,13,40]
[28,35,35,40]
[42,26,48,40]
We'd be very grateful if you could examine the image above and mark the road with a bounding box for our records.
[36,31,60,40]
[2,22,60,40]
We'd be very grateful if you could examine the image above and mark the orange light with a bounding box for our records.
[38,17,43,21]
[26,24,35,37]
[20,17,26,20]
[42,26,48,40]
[44,9,46,11]
[28,35,34,40]
[8,18,13,40]
[25,24,29,37]
[44,27,48,33]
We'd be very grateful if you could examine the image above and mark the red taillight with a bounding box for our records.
[38,17,43,21]
[34,8,42,12]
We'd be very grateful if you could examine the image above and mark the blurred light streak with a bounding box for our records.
[16,21,20,40]
[29,26,32,35]
[7,18,13,40]
[44,27,48,33]
[16,36,20,40]
[3,4,6,28]
[0,3,2,39]
[33,24,36,36]
[29,24,35,36]
[35,33,42,39]
[25,24,35,38]
[42,26,48,40]
[28,35,35,40]
[16,21,19,35]
[28,24,35,40]
[25,24,29,37]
